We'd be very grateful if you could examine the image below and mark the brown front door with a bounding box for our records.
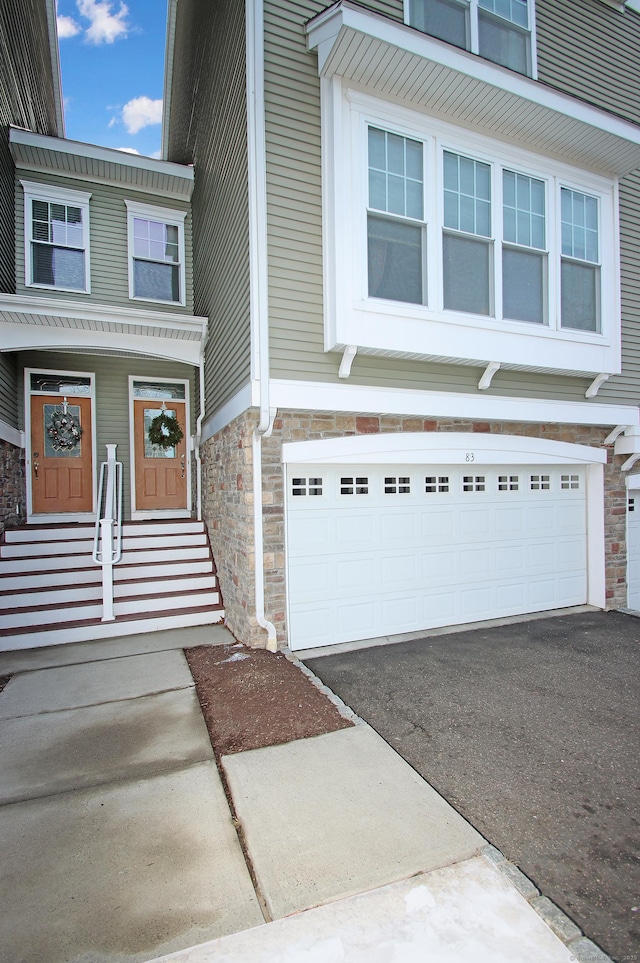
[133,399,188,511]
[30,394,93,514]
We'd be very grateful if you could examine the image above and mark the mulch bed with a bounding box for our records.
[0,676,11,694]
[185,643,353,757]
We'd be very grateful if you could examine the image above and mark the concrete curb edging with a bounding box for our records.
[482,846,613,963]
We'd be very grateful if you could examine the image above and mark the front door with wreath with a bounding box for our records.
[29,393,93,515]
[133,398,188,512]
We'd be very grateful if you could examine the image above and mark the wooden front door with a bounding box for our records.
[30,395,93,514]
[133,399,188,511]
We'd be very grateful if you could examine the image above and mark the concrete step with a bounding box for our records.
[0,606,225,651]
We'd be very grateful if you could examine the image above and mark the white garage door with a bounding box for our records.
[627,493,640,610]
[286,464,587,650]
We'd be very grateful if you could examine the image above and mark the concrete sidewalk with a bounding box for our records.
[0,627,605,962]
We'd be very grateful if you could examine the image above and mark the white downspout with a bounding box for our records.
[195,326,208,521]
[247,0,277,651]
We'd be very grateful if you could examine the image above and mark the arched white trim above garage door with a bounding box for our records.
[282,432,607,466]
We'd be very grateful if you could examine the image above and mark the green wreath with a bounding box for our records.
[148,411,184,450]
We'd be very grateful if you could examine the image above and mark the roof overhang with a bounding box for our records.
[9,128,194,200]
[162,0,179,161]
[0,294,206,367]
[306,1,640,176]
[45,0,65,137]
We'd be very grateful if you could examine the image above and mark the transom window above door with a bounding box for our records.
[406,0,536,77]
[125,201,187,306]
[21,181,91,293]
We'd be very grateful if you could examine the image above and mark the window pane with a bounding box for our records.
[443,152,491,237]
[561,260,599,331]
[479,0,528,28]
[443,232,491,315]
[134,259,180,302]
[368,127,423,220]
[503,170,545,250]
[368,214,423,304]
[503,247,545,323]
[33,244,85,289]
[561,188,599,264]
[409,0,468,49]
[478,12,529,75]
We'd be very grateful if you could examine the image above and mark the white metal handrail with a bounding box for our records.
[92,444,123,622]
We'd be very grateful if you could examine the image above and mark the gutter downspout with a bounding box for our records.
[195,322,208,521]
[247,0,277,651]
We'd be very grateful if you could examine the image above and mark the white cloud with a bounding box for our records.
[116,147,140,155]
[76,0,130,45]
[121,96,163,135]
[57,14,81,38]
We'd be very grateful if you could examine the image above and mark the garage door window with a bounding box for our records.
[498,474,519,490]
[340,476,369,494]
[530,474,550,490]
[463,475,486,491]
[384,476,411,493]
[561,474,580,490]
[425,475,450,492]
[292,477,323,496]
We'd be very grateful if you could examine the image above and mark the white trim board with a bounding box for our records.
[282,432,608,466]
[270,379,639,429]
[0,420,25,448]
[200,383,254,444]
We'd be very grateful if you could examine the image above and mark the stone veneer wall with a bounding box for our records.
[0,440,26,535]
[203,408,628,648]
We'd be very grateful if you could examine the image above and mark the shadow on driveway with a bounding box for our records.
[305,610,640,963]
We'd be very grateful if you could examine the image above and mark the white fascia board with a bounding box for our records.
[305,2,640,150]
[9,128,194,194]
[0,293,207,339]
[270,378,640,429]
[200,383,254,444]
[0,419,25,448]
[283,432,608,465]
[626,472,640,488]
[1,321,202,366]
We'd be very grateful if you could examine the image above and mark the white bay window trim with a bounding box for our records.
[20,180,91,294]
[124,200,187,307]
[323,81,620,377]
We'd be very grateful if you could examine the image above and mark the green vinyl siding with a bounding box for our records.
[0,351,18,428]
[262,0,638,407]
[17,351,196,521]
[14,171,193,313]
[166,0,251,418]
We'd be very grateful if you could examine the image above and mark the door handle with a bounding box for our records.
[33,461,39,479]
[180,453,185,479]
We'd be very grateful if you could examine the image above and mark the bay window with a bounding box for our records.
[406,0,535,76]
[560,188,600,332]
[442,151,492,315]
[502,169,546,324]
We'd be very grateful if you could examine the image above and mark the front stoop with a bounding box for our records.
[0,520,224,649]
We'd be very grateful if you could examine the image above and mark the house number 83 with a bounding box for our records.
[465,452,475,462]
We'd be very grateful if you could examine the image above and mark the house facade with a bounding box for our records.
[164,0,640,652]
[0,1,227,647]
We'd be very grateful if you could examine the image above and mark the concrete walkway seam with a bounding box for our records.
[284,650,365,725]
[481,847,613,963]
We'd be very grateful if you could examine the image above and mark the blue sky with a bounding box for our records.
[56,0,167,158]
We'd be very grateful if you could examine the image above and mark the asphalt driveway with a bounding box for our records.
[304,610,640,963]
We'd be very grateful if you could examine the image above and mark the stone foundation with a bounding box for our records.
[204,408,627,648]
[0,439,26,536]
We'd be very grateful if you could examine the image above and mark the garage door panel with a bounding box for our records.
[287,464,588,650]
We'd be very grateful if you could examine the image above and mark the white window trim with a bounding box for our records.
[404,0,539,80]
[20,180,92,295]
[124,200,187,307]
[322,81,621,376]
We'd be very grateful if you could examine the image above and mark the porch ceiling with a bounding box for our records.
[306,2,640,176]
[0,294,207,367]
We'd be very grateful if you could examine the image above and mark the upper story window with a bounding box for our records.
[125,200,187,306]
[406,0,535,76]
[20,181,91,293]
[364,126,608,337]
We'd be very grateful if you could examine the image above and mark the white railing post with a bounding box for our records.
[93,444,123,622]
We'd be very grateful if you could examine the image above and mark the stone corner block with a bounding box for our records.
[530,896,582,944]
[481,844,506,865]
[497,860,540,900]
[567,937,613,963]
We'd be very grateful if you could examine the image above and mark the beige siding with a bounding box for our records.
[14,170,194,314]
[263,0,638,408]
[166,0,252,417]
[17,351,196,521]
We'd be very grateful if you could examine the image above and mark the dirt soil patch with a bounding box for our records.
[185,643,353,757]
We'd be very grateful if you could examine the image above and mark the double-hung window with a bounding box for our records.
[125,200,187,305]
[21,181,91,293]
[367,127,426,304]
[361,114,612,345]
[406,0,535,76]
